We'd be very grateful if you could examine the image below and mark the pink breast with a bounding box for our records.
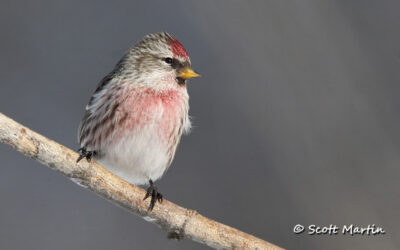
[117,87,185,144]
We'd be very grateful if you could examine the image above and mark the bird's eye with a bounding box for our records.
[164,57,173,64]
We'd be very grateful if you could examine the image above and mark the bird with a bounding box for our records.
[76,32,199,210]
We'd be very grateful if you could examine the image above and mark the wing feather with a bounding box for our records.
[78,70,124,151]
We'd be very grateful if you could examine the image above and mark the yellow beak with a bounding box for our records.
[178,67,200,79]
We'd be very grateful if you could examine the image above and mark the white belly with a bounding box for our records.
[92,86,191,186]
[96,125,170,185]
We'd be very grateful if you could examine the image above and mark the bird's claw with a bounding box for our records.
[143,180,163,211]
[76,147,94,163]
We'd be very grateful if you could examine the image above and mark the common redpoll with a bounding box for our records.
[77,32,199,210]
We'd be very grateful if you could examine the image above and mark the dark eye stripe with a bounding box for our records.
[170,58,182,69]
[162,57,188,69]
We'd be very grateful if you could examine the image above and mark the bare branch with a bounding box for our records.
[0,112,283,250]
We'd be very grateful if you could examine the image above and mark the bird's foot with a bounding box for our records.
[76,147,95,163]
[143,179,163,211]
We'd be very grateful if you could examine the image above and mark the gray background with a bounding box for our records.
[0,1,399,249]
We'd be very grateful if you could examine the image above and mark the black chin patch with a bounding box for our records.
[176,77,186,86]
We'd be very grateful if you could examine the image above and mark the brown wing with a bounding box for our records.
[78,70,125,151]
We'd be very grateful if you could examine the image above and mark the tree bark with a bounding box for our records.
[0,112,283,250]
